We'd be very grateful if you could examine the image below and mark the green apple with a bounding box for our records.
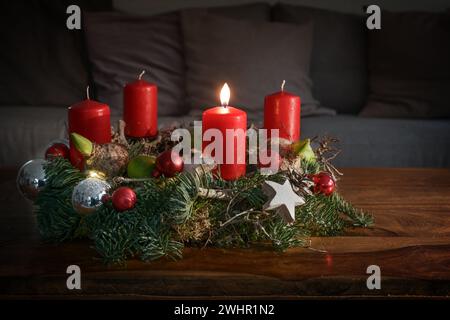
[292,139,316,162]
[127,155,156,178]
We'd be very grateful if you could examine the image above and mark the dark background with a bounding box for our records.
[115,0,449,14]
[0,0,449,168]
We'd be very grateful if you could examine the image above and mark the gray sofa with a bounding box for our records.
[2,106,449,168]
[1,1,449,168]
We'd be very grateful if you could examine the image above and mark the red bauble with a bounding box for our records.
[69,147,85,170]
[45,143,70,160]
[101,194,111,204]
[112,187,137,212]
[312,172,335,196]
[152,149,184,178]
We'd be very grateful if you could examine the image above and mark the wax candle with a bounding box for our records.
[202,83,247,181]
[68,87,111,169]
[123,70,158,138]
[264,80,301,142]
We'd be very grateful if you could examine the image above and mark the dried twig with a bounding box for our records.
[118,120,129,147]
[313,135,343,180]
[219,209,265,228]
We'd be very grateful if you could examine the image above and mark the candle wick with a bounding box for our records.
[138,70,146,80]
[86,85,90,100]
[281,80,286,92]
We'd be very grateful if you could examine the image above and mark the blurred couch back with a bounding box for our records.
[114,0,449,15]
[0,0,449,168]
[1,0,448,116]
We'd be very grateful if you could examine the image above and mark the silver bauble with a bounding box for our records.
[72,177,110,214]
[16,159,47,201]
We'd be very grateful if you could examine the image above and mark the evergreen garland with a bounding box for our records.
[35,142,373,265]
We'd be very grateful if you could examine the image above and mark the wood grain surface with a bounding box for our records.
[0,167,449,299]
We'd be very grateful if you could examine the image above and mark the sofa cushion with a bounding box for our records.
[84,11,185,116]
[0,0,111,107]
[360,11,450,118]
[116,2,271,20]
[181,11,330,116]
[202,2,270,21]
[0,106,68,166]
[273,4,368,114]
[84,3,271,116]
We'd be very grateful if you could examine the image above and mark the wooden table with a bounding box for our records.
[0,168,449,299]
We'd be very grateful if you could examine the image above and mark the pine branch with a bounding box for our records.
[35,158,85,242]
[295,194,346,236]
[331,193,374,227]
[166,171,201,224]
[265,218,308,251]
[300,159,321,175]
[136,215,183,262]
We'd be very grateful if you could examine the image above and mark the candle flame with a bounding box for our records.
[220,83,230,106]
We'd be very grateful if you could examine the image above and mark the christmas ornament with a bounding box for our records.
[112,187,137,212]
[127,155,156,178]
[45,139,69,149]
[262,179,305,224]
[71,132,129,177]
[45,142,70,160]
[292,139,316,162]
[16,159,47,201]
[70,147,85,171]
[312,172,335,196]
[72,177,110,214]
[152,149,184,178]
[101,194,111,203]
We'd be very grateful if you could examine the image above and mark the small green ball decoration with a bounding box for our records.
[127,155,156,178]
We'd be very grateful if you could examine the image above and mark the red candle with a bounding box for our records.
[68,87,111,169]
[264,81,301,142]
[202,83,247,181]
[123,70,158,138]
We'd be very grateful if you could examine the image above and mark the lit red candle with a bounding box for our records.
[123,70,158,138]
[264,80,301,142]
[68,87,111,169]
[202,83,247,181]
